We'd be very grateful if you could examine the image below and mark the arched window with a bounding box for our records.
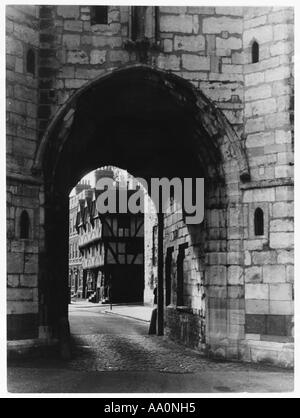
[20,210,30,239]
[26,49,35,75]
[254,208,264,236]
[252,41,259,64]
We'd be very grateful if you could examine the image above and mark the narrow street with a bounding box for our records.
[8,302,294,394]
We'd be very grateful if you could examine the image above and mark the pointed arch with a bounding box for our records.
[254,207,264,236]
[20,210,30,239]
[32,64,250,184]
[252,40,259,64]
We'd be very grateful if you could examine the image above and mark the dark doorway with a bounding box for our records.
[165,247,174,306]
[177,243,188,307]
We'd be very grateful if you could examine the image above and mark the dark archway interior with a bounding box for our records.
[41,68,225,342]
[45,68,224,195]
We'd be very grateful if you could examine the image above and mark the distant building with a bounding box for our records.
[76,168,146,304]
[68,181,91,298]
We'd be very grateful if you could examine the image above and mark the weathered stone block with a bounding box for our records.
[243,25,273,46]
[244,240,264,251]
[24,253,38,274]
[272,202,293,218]
[67,50,89,64]
[65,79,87,89]
[57,6,80,19]
[249,98,277,117]
[265,111,290,130]
[245,314,267,334]
[270,232,293,249]
[174,35,205,52]
[160,15,194,33]
[90,50,106,65]
[160,7,187,14]
[252,251,277,265]
[227,252,243,265]
[245,267,262,284]
[245,72,264,87]
[182,55,210,71]
[265,66,291,83]
[20,274,38,288]
[64,20,83,32]
[228,286,244,299]
[270,41,293,57]
[270,301,293,315]
[7,275,20,288]
[274,165,293,179]
[245,284,269,300]
[6,37,24,58]
[206,265,227,286]
[246,131,274,148]
[163,39,173,53]
[246,300,269,315]
[157,54,180,71]
[263,265,286,284]
[216,37,242,55]
[268,9,294,24]
[266,315,288,336]
[273,24,294,41]
[270,219,293,233]
[7,253,24,274]
[277,250,293,265]
[270,283,293,301]
[109,50,129,63]
[7,301,38,315]
[245,251,252,266]
[245,84,272,102]
[7,288,37,301]
[244,15,267,30]
[203,17,243,34]
[245,117,265,134]
[228,266,244,285]
[243,188,275,203]
[275,130,292,145]
[286,265,294,283]
[63,34,81,49]
[272,80,290,97]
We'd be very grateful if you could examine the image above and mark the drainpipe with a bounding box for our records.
[157,212,164,336]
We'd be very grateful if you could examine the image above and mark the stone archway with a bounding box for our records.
[32,64,250,357]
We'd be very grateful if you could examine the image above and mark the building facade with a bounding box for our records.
[69,181,91,298]
[7,6,294,367]
[73,168,146,304]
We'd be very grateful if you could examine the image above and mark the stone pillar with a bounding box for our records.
[157,212,164,336]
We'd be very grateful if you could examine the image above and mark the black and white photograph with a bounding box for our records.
[2,0,298,399]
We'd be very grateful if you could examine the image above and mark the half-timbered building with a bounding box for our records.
[76,180,145,304]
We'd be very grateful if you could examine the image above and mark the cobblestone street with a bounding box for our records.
[8,303,294,394]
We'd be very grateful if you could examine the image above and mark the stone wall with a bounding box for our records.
[6,6,294,367]
[241,7,294,367]
[6,6,41,340]
[36,6,245,140]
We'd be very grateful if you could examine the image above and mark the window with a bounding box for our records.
[91,6,108,25]
[127,240,144,255]
[26,49,36,75]
[20,210,30,239]
[252,41,259,64]
[118,216,131,229]
[130,6,159,42]
[254,208,264,236]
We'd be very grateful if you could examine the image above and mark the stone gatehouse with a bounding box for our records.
[6,5,294,367]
